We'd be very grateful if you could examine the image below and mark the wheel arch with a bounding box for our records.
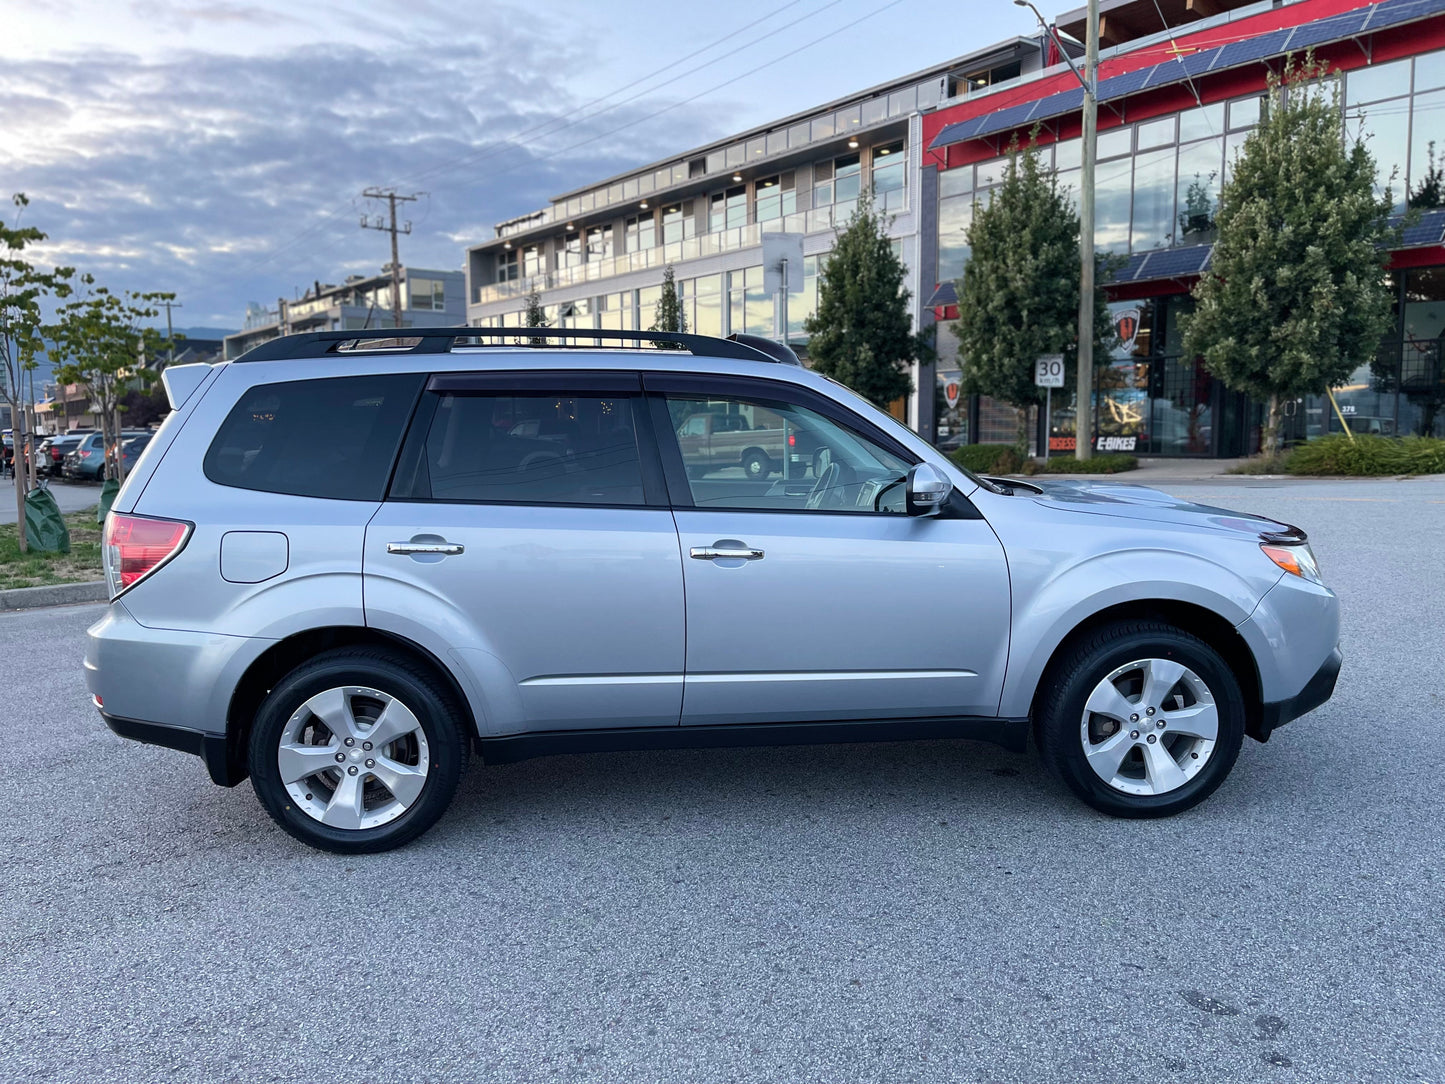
[1026,599,1264,744]
[219,625,477,786]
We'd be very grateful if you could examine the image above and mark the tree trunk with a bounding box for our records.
[11,399,28,553]
[114,404,126,485]
[1262,392,1282,464]
[1015,405,1032,461]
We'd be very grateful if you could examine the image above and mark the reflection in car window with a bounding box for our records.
[418,393,644,505]
[666,394,909,513]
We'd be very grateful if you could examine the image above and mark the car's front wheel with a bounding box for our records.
[249,648,469,853]
[1037,621,1245,817]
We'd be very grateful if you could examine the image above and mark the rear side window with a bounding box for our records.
[398,392,645,506]
[204,374,422,500]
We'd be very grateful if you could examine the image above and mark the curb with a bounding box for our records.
[0,580,108,612]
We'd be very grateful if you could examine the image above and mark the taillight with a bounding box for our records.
[103,513,191,597]
[788,433,796,447]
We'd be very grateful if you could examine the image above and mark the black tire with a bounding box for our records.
[1036,620,1245,818]
[249,648,470,853]
[741,449,770,479]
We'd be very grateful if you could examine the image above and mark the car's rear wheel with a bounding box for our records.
[741,449,770,479]
[1037,621,1244,817]
[249,648,469,853]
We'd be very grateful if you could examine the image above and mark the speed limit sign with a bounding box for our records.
[1034,355,1065,388]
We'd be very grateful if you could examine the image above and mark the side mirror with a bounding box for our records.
[906,462,951,516]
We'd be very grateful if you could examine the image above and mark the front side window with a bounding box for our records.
[204,374,423,501]
[403,392,644,506]
[664,392,910,513]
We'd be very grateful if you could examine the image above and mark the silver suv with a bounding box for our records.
[86,328,1341,852]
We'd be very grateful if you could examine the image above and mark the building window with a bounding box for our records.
[409,277,445,311]
[522,245,544,278]
[586,224,614,260]
[557,232,583,269]
[872,141,906,211]
[625,214,655,252]
[754,174,796,223]
[497,249,518,282]
[710,185,747,232]
[662,201,695,244]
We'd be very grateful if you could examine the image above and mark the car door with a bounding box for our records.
[363,371,686,735]
[646,373,1012,727]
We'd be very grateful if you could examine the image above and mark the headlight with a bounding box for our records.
[1261,542,1323,585]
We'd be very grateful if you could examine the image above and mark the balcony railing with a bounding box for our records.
[473,198,908,307]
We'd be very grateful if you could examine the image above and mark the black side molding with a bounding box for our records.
[100,712,240,787]
[1252,646,1342,741]
[475,715,1030,765]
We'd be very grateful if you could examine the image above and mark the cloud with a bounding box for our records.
[1,20,729,326]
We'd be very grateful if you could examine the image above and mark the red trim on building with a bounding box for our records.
[922,0,1445,170]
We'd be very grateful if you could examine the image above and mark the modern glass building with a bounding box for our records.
[922,0,1445,455]
[464,39,1077,428]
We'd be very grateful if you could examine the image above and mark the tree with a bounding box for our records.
[1409,140,1444,209]
[1,194,72,552]
[804,195,916,409]
[649,265,688,349]
[1181,55,1397,458]
[523,288,547,346]
[952,136,1112,453]
[47,277,169,485]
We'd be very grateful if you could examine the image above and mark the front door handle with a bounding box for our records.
[387,541,465,556]
[690,544,764,561]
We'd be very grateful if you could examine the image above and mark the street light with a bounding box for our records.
[1015,0,1099,460]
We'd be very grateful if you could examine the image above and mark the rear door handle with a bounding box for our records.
[690,545,764,561]
[387,541,464,556]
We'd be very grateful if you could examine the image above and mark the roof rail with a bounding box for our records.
[233,326,784,364]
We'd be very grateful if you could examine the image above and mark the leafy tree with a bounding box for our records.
[650,265,687,348]
[523,288,548,346]
[1,194,72,552]
[952,136,1111,453]
[1182,55,1397,458]
[47,277,170,484]
[804,195,916,408]
[1409,140,1443,209]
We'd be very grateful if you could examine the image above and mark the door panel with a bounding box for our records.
[674,510,1010,725]
[365,503,685,733]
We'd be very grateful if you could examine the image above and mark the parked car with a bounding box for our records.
[86,328,1341,853]
[64,429,149,481]
[35,431,92,477]
[675,406,827,480]
[118,433,153,475]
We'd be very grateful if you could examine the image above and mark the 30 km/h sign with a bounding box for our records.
[1034,355,1065,388]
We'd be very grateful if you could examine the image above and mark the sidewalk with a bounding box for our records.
[0,481,100,525]
[1024,456,1253,483]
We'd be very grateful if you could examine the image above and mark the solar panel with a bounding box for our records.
[1134,245,1212,281]
[1283,15,1365,51]
[1213,29,1292,70]
[1098,68,1153,104]
[927,281,959,307]
[1111,253,1151,282]
[1401,208,1445,246]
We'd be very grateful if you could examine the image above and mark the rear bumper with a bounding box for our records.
[99,709,237,786]
[1253,646,1342,741]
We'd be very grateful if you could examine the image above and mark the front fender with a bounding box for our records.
[998,546,1277,718]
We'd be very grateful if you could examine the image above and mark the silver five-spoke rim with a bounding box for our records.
[1080,657,1218,796]
[278,686,431,830]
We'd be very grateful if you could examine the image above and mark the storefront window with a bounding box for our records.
[694,274,723,337]
[1348,101,1410,211]
[1131,146,1176,250]
[1409,90,1445,209]
[1095,157,1133,253]
[1176,138,1223,245]
[937,194,973,284]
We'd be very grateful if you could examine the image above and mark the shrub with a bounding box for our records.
[950,444,1025,475]
[948,445,1139,475]
[1284,433,1445,476]
[1035,453,1138,474]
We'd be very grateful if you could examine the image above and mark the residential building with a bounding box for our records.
[224,267,465,360]
[923,0,1445,454]
[463,40,1078,428]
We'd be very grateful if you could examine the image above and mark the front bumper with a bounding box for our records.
[1252,645,1343,741]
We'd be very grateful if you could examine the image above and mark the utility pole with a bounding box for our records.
[1076,0,1099,461]
[158,297,182,367]
[1014,0,1098,460]
[360,188,419,329]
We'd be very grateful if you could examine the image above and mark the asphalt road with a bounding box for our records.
[0,480,100,524]
[1,475,1442,1084]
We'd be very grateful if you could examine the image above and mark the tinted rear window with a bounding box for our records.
[204,374,422,500]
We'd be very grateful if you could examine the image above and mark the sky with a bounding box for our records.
[1,0,1043,331]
